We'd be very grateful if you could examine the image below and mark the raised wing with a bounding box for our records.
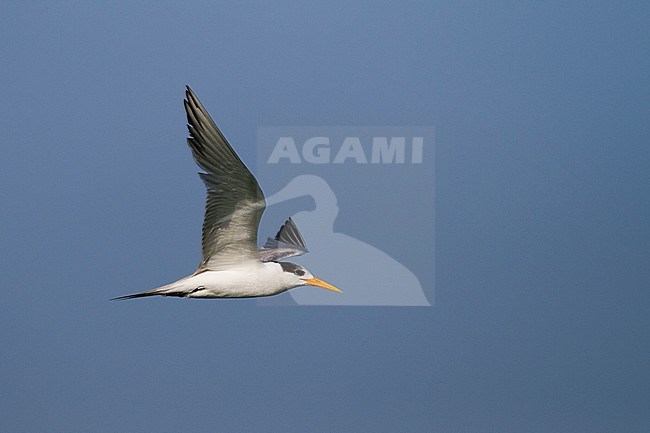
[184,86,265,271]
[259,218,309,262]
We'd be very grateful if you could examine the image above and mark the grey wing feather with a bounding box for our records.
[259,218,309,262]
[184,86,265,271]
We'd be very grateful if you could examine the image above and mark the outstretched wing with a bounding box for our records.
[259,218,309,262]
[184,86,265,271]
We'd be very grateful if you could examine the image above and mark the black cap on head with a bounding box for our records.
[279,262,306,276]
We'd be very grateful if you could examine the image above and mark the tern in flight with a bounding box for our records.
[113,87,342,300]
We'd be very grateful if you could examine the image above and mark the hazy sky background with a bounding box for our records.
[1,1,649,432]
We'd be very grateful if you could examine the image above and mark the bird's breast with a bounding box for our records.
[184,265,288,298]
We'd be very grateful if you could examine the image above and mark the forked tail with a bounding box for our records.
[111,291,160,301]
[111,280,188,301]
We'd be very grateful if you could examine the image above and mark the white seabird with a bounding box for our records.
[113,87,341,300]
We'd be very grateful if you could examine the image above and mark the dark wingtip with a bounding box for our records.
[274,217,307,248]
[185,85,195,105]
[185,85,198,102]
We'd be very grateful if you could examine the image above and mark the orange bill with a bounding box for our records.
[305,277,343,293]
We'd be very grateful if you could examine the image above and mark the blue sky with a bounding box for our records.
[1,1,649,432]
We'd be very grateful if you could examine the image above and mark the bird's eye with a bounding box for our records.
[295,269,305,276]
